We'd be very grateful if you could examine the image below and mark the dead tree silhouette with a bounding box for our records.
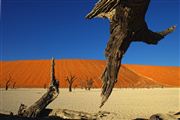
[86,0,176,107]
[5,74,12,90]
[66,74,77,92]
[86,78,94,90]
[12,82,16,89]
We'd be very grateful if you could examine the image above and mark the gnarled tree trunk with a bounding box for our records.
[18,58,59,117]
[86,0,176,107]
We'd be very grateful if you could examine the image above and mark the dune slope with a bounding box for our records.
[0,60,179,88]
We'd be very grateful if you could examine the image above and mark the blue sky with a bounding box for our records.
[1,0,179,66]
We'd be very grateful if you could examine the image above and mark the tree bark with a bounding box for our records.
[18,58,59,117]
[69,85,72,92]
[86,0,176,107]
[48,109,111,119]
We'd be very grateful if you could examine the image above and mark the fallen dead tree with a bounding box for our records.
[48,109,111,119]
[0,109,113,120]
[1,109,179,120]
[17,57,59,117]
[0,58,113,119]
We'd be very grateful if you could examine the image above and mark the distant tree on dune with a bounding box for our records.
[66,74,77,92]
[86,78,94,91]
[12,82,16,89]
[5,73,12,90]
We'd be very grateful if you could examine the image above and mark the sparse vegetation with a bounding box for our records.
[5,74,12,90]
[86,78,94,90]
[12,82,16,89]
[66,74,77,92]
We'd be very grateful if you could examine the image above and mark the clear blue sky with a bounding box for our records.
[1,0,179,66]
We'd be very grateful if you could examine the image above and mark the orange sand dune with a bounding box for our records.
[125,64,180,87]
[0,59,179,88]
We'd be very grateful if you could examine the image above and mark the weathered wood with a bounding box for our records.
[18,58,59,117]
[86,0,176,107]
[0,109,113,120]
[49,109,112,120]
[0,113,64,120]
[149,112,180,120]
[1,110,179,120]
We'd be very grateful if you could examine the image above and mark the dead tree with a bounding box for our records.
[86,78,94,90]
[5,74,12,90]
[18,57,59,117]
[5,80,11,90]
[66,74,77,92]
[12,82,16,89]
[86,0,176,107]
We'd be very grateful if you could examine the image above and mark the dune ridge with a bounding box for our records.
[0,59,179,88]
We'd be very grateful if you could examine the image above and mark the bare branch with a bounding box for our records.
[66,74,77,92]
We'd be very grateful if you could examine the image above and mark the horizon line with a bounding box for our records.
[0,58,179,67]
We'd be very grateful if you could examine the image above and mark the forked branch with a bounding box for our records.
[66,74,77,92]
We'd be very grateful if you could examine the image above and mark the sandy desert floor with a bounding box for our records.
[0,88,179,119]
